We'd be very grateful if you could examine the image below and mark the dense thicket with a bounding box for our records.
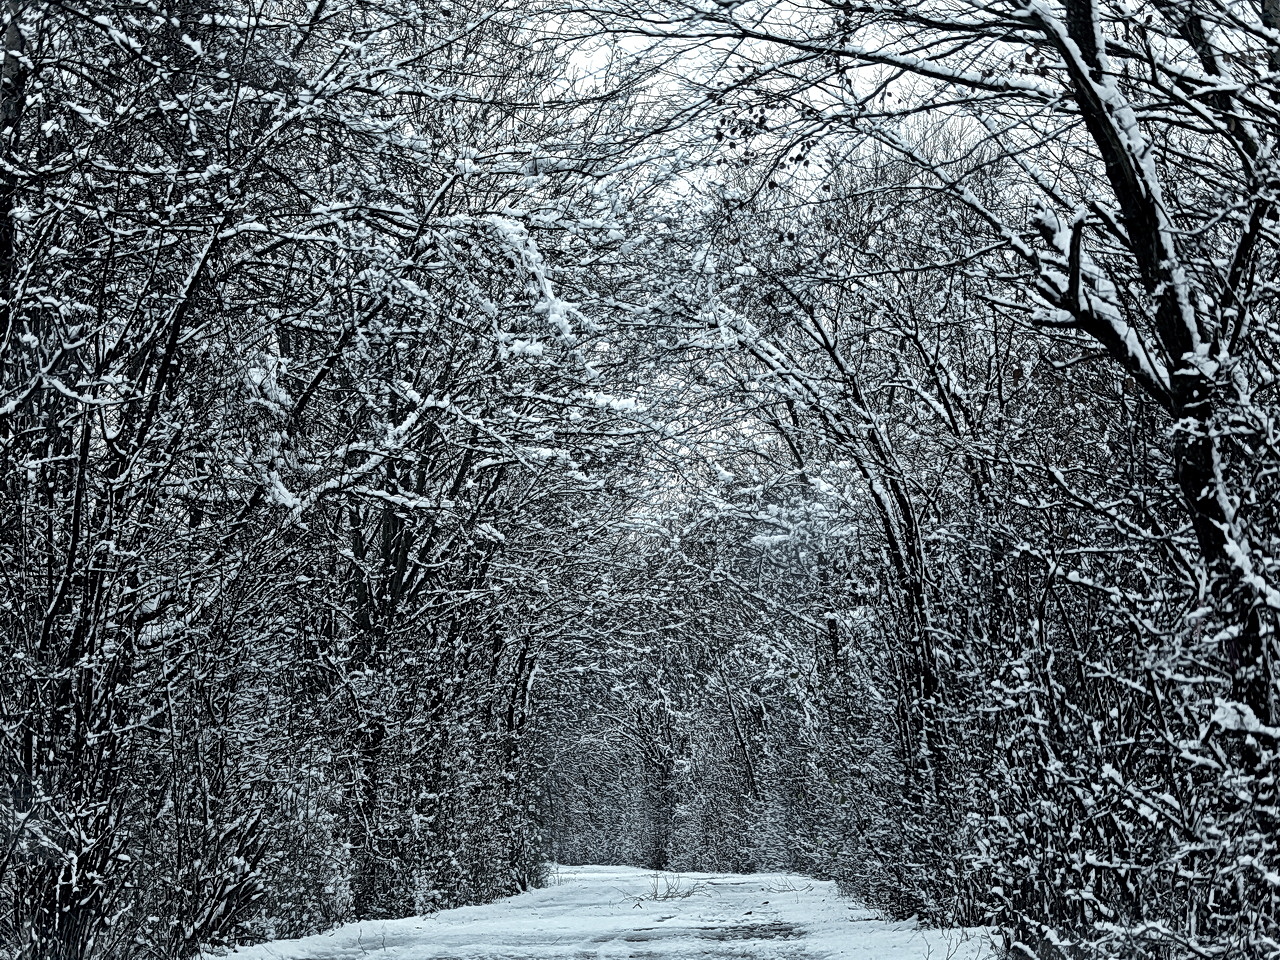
[2,1,1279,959]
[0,2,650,956]
[549,0,1280,954]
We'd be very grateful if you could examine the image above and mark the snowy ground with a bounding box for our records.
[210,865,993,960]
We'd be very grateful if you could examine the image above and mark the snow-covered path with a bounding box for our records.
[212,866,992,960]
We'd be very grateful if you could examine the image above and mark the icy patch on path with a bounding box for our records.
[209,865,992,960]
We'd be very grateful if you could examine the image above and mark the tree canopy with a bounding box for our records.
[2,2,1279,958]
